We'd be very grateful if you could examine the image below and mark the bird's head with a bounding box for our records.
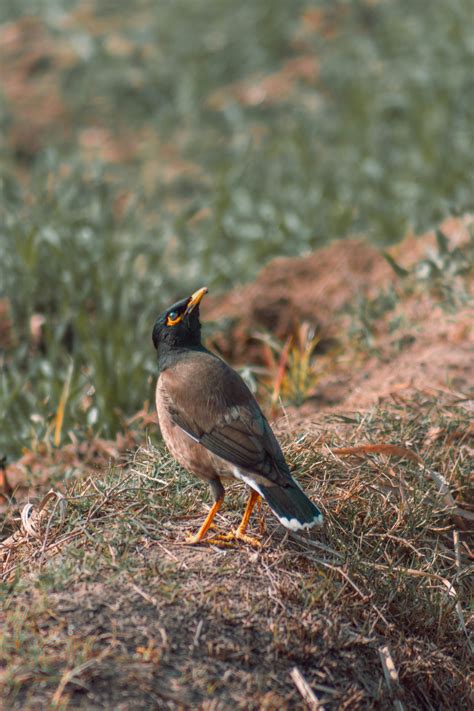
[152,286,208,353]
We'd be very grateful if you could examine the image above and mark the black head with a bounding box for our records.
[152,286,208,355]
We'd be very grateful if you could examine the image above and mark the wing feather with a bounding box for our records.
[160,351,292,486]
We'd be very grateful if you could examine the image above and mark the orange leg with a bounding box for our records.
[256,494,266,534]
[185,498,223,544]
[215,490,263,547]
[236,489,261,537]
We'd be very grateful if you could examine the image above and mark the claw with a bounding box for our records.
[183,530,261,548]
[184,533,205,545]
[213,530,262,548]
[183,528,234,547]
[203,536,239,548]
[183,528,217,545]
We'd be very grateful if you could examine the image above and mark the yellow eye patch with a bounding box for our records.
[166,311,183,326]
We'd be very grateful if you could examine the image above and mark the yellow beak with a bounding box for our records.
[186,286,208,314]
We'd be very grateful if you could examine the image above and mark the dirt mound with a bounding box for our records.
[279,303,473,439]
[205,237,393,362]
[205,216,473,417]
[205,216,470,359]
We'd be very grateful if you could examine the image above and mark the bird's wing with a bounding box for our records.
[159,352,293,487]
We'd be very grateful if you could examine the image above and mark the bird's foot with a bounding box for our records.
[184,533,205,545]
[182,522,219,546]
[182,527,261,548]
[212,530,262,548]
[204,536,240,548]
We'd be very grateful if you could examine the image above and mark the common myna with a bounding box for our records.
[153,287,322,546]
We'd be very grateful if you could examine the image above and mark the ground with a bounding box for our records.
[1,221,472,709]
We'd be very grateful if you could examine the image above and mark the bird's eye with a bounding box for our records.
[166,310,182,326]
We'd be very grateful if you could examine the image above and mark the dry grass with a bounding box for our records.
[1,391,472,709]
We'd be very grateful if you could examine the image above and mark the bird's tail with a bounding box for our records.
[259,482,323,531]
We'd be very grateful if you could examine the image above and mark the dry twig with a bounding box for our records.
[290,667,325,711]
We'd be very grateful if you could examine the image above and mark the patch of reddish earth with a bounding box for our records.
[205,236,394,362]
[277,305,473,440]
[204,215,473,436]
[204,215,471,358]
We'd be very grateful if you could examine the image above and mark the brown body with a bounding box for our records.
[156,375,231,484]
[155,351,277,490]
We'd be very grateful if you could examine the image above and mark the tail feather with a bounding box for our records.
[259,482,323,531]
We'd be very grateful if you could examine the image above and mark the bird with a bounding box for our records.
[152,286,323,546]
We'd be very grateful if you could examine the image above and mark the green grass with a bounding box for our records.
[1,0,473,456]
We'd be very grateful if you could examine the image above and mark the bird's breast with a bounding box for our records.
[155,377,230,482]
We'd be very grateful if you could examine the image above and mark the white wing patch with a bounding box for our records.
[232,467,264,495]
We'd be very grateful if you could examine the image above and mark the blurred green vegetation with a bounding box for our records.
[0,0,473,457]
